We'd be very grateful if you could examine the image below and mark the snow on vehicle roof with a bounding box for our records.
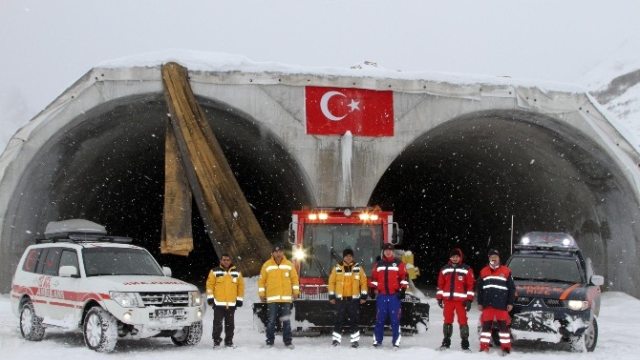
[44,219,107,239]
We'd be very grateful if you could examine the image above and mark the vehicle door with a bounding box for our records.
[584,257,602,315]
[48,248,82,326]
[37,247,64,323]
[17,248,47,316]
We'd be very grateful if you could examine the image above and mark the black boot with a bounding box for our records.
[439,324,453,350]
[460,324,470,351]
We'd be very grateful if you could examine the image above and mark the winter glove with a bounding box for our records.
[464,300,472,311]
[236,300,243,308]
[437,299,443,309]
[207,298,214,306]
[397,289,406,300]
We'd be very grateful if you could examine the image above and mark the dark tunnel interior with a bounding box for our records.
[370,111,627,287]
[7,95,310,288]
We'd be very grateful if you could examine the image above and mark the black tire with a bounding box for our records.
[171,321,203,346]
[571,317,598,352]
[83,307,118,352]
[19,300,45,341]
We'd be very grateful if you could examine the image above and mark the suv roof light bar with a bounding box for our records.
[515,231,579,251]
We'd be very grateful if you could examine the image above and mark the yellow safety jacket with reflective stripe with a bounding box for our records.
[328,262,368,300]
[258,256,300,303]
[206,265,245,307]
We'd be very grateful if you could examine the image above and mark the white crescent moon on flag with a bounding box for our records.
[320,91,347,121]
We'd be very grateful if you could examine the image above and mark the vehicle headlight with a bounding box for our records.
[293,248,306,261]
[110,292,142,308]
[189,291,202,307]
[566,300,589,311]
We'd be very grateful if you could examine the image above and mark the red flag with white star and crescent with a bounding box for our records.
[305,86,394,136]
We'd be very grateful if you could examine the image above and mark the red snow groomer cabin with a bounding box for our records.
[252,207,429,334]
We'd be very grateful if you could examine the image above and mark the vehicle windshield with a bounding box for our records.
[508,256,583,283]
[300,223,383,277]
[82,247,164,277]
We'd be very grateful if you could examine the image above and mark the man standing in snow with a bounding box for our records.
[206,254,244,348]
[436,248,475,351]
[328,248,368,348]
[258,243,300,349]
[476,249,516,354]
[370,243,408,349]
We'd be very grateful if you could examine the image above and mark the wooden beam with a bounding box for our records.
[161,62,272,275]
[161,118,193,256]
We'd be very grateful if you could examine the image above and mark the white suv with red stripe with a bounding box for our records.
[10,219,203,352]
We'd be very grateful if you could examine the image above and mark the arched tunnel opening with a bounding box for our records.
[3,94,311,289]
[370,110,639,290]
[3,101,640,296]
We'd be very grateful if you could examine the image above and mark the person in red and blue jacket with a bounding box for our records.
[436,248,475,351]
[476,249,516,354]
[370,243,408,348]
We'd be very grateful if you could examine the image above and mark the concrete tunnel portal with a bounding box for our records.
[1,66,639,296]
[2,95,311,287]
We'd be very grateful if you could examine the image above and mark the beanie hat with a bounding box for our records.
[449,248,463,258]
[382,243,394,251]
[272,243,284,252]
[342,248,354,257]
[488,249,500,257]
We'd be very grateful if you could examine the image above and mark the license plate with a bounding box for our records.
[155,308,186,318]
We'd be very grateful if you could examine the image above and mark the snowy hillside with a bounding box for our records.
[581,36,640,147]
[0,277,638,359]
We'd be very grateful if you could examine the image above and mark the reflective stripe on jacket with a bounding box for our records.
[476,265,516,310]
[206,265,245,307]
[436,263,475,302]
[328,262,368,300]
[258,256,300,303]
[370,256,408,295]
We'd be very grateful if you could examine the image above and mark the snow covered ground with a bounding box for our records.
[1,278,638,359]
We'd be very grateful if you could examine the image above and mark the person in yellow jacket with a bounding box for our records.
[258,243,300,348]
[328,248,368,348]
[206,254,244,348]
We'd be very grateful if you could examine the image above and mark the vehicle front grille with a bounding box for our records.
[139,292,189,307]
[515,296,532,306]
[299,284,329,300]
[543,298,563,307]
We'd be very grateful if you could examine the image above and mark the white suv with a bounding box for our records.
[9,219,203,352]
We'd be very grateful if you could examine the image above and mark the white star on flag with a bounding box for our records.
[347,99,360,112]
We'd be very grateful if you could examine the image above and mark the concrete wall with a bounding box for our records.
[1,66,639,295]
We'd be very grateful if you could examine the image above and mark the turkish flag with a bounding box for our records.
[305,86,394,136]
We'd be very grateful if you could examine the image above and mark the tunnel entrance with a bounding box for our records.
[371,110,637,288]
[4,94,311,288]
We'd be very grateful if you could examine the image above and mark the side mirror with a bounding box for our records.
[59,265,79,278]
[590,275,604,286]
[162,266,172,277]
[288,222,296,245]
[391,223,403,245]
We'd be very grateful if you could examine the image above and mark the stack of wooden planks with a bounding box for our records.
[160,62,272,275]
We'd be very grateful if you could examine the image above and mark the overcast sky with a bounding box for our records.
[1,0,639,146]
